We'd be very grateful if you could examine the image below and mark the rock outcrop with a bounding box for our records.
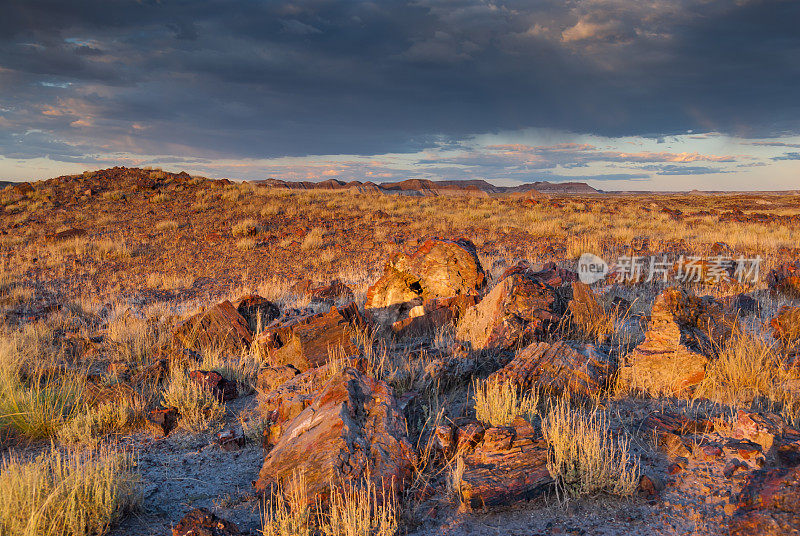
[455,273,563,351]
[254,368,416,500]
[173,300,252,356]
[365,238,485,325]
[488,340,614,397]
[618,288,737,395]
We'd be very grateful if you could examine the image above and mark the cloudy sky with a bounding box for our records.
[1,0,799,190]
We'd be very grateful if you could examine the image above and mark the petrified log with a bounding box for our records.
[458,419,553,509]
[488,340,614,397]
[456,273,563,351]
[618,287,738,395]
[729,466,800,536]
[173,300,252,356]
[366,237,485,325]
[256,303,366,371]
[254,368,416,501]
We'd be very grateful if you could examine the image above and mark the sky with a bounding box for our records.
[1,0,799,190]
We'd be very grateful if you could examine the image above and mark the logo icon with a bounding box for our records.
[578,253,608,284]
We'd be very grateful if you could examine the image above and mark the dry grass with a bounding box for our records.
[232,219,260,237]
[473,377,540,427]
[0,446,140,536]
[542,397,639,499]
[161,366,225,433]
[695,329,800,424]
[261,473,397,536]
[301,227,325,251]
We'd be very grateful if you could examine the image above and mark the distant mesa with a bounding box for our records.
[256,177,600,196]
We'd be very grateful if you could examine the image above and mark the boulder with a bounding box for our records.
[766,261,800,298]
[258,363,339,445]
[618,288,738,396]
[234,295,280,333]
[391,295,477,338]
[729,466,800,536]
[172,508,242,536]
[254,368,416,501]
[173,300,252,356]
[456,419,553,510]
[365,238,485,325]
[488,340,614,398]
[455,273,563,351]
[256,303,366,372]
[147,407,179,437]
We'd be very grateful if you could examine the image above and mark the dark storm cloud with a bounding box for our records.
[0,0,798,163]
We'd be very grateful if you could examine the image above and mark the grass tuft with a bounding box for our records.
[542,397,639,499]
[0,446,140,536]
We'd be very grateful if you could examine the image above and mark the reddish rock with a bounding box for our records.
[234,294,280,333]
[173,300,252,356]
[457,420,553,510]
[456,273,563,351]
[189,370,238,402]
[501,261,578,288]
[256,364,300,393]
[172,508,242,536]
[147,407,179,437]
[217,429,244,451]
[730,409,800,459]
[255,303,366,372]
[254,368,416,502]
[365,238,486,325]
[309,279,355,304]
[618,288,738,395]
[257,364,337,445]
[638,473,664,498]
[771,306,800,347]
[488,340,614,397]
[766,261,800,298]
[391,295,477,338]
[729,466,800,535]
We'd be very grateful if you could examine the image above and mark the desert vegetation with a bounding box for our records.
[0,167,799,535]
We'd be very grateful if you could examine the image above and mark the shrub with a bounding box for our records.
[473,377,539,427]
[161,367,224,433]
[301,228,324,251]
[695,330,800,424]
[261,472,312,536]
[57,402,138,446]
[0,446,140,536]
[232,219,260,237]
[155,220,179,231]
[542,397,639,499]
